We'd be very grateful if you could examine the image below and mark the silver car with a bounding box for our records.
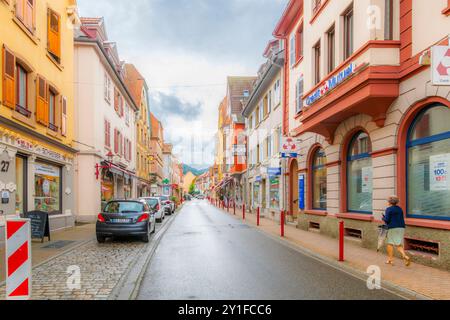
[139,197,165,223]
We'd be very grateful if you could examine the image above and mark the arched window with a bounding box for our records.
[312,148,327,210]
[407,104,450,220]
[347,131,372,213]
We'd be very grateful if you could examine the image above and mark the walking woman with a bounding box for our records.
[383,196,411,266]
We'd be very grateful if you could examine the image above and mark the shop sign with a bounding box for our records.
[306,62,357,106]
[267,167,281,176]
[15,138,65,162]
[430,154,450,191]
[432,45,450,85]
[15,138,34,152]
[298,174,305,210]
[35,164,60,177]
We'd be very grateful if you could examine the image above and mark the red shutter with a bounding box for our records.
[114,129,118,154]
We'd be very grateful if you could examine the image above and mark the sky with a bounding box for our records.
[77,0,289,169]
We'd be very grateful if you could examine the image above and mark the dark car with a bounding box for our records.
[96,200,156,243]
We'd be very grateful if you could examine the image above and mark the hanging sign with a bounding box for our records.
[430,154,450,191]
[432,46,450,85]
[267,167,282,176]
[299,175,305,210]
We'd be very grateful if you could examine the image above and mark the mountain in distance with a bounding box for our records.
[183,164,208,176]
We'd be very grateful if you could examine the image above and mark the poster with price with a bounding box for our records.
[430,154,450,191]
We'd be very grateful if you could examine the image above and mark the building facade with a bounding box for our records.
[243,40,285,220]
[0,0,79,231]
[274,0,450,269]
[74,17,139,222]
[149,113,164,196]
[124,63,152,197]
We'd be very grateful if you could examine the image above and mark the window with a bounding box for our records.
[104,72,111,104]
[47,8,61,62]
[407,105,450,220]
[15,64,30,117]
[263,95,268,117]
[15,0,35,32]
[296,76,304,113]
[268,90,272,114]
[343,5,354,60]
[312,0,322,15]
[296,23,304,59]
[327,25,336,74]
[114,129,118,154]
[312,148,327,210]
[347,132,373,213]
[290,35,296,67]
[259,102,264,123]
[274,79,281,106]
[385,0,394,40]
[15,155,27,215]
[34,162,62,214]
[249,115,253,130]
[313,41,321,85]
[48,90,57,131]
[257,144,260,164]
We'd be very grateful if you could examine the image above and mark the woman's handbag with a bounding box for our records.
[377,224,389,252]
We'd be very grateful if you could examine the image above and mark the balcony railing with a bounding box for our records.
[15,105,32,118]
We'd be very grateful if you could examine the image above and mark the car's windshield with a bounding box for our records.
[143,198,158,208]
[104,202,144,214]
[159,196,169,201]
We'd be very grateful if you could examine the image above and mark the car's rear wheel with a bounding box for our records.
[142,225,150,243]
[97,234,106,243]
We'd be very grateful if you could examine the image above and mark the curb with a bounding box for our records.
[109,208,180,300]
[214,205,432,301]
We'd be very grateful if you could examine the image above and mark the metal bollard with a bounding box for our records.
[280,211,285,237]
[257,207,260,226]
[243,204,246,220]
[233,202,236,215]
[339,221,345,262]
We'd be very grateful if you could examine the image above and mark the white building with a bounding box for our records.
[243,40,285,221]
[73,18,139,222]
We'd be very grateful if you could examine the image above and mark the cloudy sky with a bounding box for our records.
[77,0,288,169]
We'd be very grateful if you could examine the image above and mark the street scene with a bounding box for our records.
[0,0,450,304]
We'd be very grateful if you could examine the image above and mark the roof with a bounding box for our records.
[273,0,303,38]
[227,76,257,116]
[124,64,145,107]
[150,113,163,140]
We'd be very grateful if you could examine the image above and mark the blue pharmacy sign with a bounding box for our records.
[298,174,305,210]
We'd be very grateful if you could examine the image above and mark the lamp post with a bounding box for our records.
[95,151,114,180]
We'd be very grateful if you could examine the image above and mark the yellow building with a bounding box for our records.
[124,63,152,197]
[0,0,78,230]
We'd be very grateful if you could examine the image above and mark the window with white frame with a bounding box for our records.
[268,90,272,114]
[274,79,281,106]
[104,72,111,104]
[290,35,296,67]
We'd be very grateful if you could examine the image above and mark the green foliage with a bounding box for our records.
[188,183,196,195]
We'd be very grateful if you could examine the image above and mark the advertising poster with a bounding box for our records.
[298,175,305,210]
[430,154,450,191]
[361,167,372,193]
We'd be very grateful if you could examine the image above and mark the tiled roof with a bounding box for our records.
[150,113,163,140]
[124,64,145,107]
[227,76,257,116]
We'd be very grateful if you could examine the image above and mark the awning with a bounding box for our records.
[102,161,137,181]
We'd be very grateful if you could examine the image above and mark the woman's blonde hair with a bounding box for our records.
[388,195,400,206]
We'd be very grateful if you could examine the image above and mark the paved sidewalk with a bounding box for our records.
[219,204,450,300]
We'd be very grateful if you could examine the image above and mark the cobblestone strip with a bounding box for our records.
[0,240,145,300]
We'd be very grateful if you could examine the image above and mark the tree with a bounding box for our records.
[188,183,196,195]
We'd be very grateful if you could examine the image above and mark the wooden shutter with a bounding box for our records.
[55,94,62,132]
[61,96,67,136]
[114,129,118,154]
[36,76,49,125]
[24,0,35,31]
[2,45,15,109]
[47,9,61,59]
[104,120,109,147]
[15,0,24,21]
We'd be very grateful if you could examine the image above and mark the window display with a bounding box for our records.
[34,162,61,214]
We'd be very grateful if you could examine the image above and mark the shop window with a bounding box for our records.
[269,176,280,209]
[15,155,27,215]
[347,131,373,213]
[312,148,327,210]
[407,105,450,220]
[34,162,61,214]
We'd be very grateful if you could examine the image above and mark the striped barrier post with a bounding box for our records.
[5,218,32,300]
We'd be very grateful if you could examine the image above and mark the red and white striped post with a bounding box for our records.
[5,218,32,300]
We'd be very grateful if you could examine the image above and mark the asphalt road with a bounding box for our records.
[137,200,401,300]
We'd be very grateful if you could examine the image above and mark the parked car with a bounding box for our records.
[139,197,165,223]
[158,195,174,214]
[96,200,156,243]
[196,194,205,200]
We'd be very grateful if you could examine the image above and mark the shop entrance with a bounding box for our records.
[15,155,28,216]
[289,159,299,218]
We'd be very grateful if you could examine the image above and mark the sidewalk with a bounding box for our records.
[219,204,450,300]
[0,223,96,284]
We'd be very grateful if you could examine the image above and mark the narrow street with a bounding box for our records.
[137,200,400,300]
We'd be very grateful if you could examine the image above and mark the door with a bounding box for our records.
[289,159,299,217]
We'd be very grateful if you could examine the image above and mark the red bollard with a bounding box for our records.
[243,204,246,220]
[339,221,345,262]
[257,207,260,226]
[280,211,285,237]
[233,202,236,215]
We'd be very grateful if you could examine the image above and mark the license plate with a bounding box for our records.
[111,219,131,223]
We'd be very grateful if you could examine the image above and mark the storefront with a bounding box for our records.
[0,127,76,232]
[269,176,280,210]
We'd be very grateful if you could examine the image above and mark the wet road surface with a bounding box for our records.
[137,200,401,300]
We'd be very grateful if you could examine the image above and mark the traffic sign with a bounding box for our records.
[281,153,298,159]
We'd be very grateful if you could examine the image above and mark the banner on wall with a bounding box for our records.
[298,174,305,210]
[430,154,450,191]
[361,167,372,193]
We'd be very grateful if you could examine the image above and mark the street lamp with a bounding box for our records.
[95,151,114,180]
